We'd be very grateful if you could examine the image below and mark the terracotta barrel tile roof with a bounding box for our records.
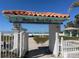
[2,10,69,18]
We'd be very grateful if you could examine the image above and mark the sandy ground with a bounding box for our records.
[28,37,49,50]
[25,37,54,58]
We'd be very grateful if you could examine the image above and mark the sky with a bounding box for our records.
[0,0,79,32]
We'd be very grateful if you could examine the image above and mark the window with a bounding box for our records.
[64,30,70,36]
[72,30,77,36]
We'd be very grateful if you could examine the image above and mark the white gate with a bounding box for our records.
[0,31,28,58]
[0,32,18,58]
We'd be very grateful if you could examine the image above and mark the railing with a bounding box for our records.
[60,36,79,58]
[64,51,79,58]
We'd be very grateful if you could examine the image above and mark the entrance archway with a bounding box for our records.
[2,10,69,57]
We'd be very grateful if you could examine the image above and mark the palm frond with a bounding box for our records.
[69,1,79,11]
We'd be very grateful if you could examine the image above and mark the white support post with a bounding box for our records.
[19,32,23,57]
[63,32,65,36]
[70,32,72,37]
[19,29,28,57]
[53,32,59,57]
[0,32,1,58]
[19,31,23,57]
[76,33,78,37]
[13,31,19,55]
[49,24,60,54]
[13,23,22,57]
[24,32,28,53]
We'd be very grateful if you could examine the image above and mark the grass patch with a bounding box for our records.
[33,35,48,44]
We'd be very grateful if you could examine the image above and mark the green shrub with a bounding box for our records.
[33,35,48,44]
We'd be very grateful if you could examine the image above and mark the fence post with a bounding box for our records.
[70,32,72,37]
[76,33,78,37]
[61,37,64,57]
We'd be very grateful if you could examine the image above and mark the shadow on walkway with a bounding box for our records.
[23,46,52,58]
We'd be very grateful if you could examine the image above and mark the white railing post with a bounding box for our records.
[75,48,76,51]
[70,32,72,37]
[76,33,78,37]
[61,36,64,57]
[63,32,65,36]
[0,32,1,58]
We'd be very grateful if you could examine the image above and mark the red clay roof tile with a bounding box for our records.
[2,10,69,18]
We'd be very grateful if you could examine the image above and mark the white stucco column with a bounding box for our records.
[53,32,59,57]
[23,31,28,53]
[12,23,21,57]
[0,32,1,57]
[49,24,60,54]
[19,31,23,57]
[13,31,19,50]
[19,29,28,57]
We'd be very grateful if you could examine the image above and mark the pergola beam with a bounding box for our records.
[4,14,69,24]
